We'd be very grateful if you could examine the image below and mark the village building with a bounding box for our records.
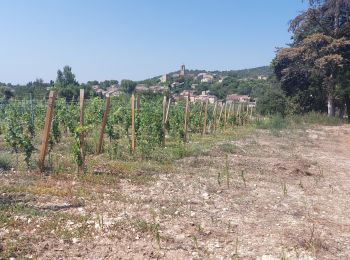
[226,94,251,103]
[149,85,167,94]
[160,74,169,83]
[258,75,268,80]
[175,90,218,104]
[196,73,215,83]
[194,91,217,104]
[106,85,121,97]
[135,84,148,93]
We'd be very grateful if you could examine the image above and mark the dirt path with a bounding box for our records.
[1,125,350,259]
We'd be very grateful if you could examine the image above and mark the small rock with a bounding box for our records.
[309,134,318,139]
[202,192,210,200]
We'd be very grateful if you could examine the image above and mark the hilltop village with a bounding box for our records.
[91,65,270,106]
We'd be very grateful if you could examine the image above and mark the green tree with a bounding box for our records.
[54,66,80,101]
[275,33,350,116]
[120,80,137,94]
[256,86,288,116]
[274,0,350,117]
[0,87,14,101]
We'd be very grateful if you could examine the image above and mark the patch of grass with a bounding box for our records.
[133,219,160,234]
[294,112,344,126]
[150,127,255,163]
[41,212,92,241]
[80,159,173,186]
[0,237,34,259]
[219,143,237,154]
[29,185,73,197]
[0,203,45,235]
[257,112,344,134]
[1,183,73,197]
[192,235,199,249]
[151,142,209,162]
[240,170,247,187]
[11,204,44,216]
[0,153,13,171]
[0,179,90,199]
[256,115,289,131]
[78,171,121,186]
[281,181,288,196]
[132,218,161,248]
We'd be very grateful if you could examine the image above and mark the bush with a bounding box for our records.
[0,153,12,171]
[256,86,288,116]
[256,114,289,130]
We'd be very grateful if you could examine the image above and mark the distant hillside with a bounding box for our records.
[214,66,273,78]
[139,66,273,85]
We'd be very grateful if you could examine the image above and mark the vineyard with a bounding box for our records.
[2,92,350,259]
[0,90,256,174]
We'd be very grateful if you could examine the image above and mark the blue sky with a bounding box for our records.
[0,0,308,84]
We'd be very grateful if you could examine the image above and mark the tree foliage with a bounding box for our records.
[274,0,350,118]
[120,80,137,94]
[256,85,288,116]
[54,66,80,101]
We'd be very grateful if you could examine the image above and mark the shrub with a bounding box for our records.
[0,153,12,171]
[256,114,289,130]
[256,86,288,116]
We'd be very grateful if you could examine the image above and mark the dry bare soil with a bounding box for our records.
[1,125,350,259]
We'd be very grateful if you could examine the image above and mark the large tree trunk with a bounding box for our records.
[326,75,336,117]
[327,95,336,117]
[345,94,350,123]
[339,106,345,119]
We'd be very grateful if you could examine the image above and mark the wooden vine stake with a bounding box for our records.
[237,103,241,125]
[38,91,56,173]
[131,94,136,153]
[164,98,171,144]
[224,103,228,130]
[211,102,217,133]
[79,89,85,169]
[202,99,209,135]
[96,95,110,155]
[162,96,167,146]
[184,96,190,143]
[218,103,224,129]
[165,98,171,124]
[228,103,233,127]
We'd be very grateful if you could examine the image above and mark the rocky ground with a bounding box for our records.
[1,125,350,259]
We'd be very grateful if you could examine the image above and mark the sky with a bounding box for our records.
[0,0,308,84]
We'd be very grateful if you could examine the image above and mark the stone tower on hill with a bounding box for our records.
[180,64,185,77]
